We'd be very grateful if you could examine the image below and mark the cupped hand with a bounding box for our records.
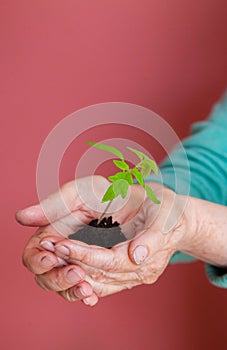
[16,175,147,306]
[17,175,189,306]
[16,176,114,306]
[49,184,188,300]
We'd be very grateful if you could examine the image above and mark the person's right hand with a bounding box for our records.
[18,174,227,306]
[16,175,149,306]
[16,175,187,305]
[36,189,227,304]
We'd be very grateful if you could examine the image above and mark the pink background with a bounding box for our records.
[1,1,227,349]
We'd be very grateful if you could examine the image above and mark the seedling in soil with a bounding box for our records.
[69,142,160,248]
[86,142,160,218]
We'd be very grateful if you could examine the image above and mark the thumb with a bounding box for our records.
[128,229,167,265]
[15,181,78,226]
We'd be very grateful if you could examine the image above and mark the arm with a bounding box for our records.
[16,92,227,306]
[148,91,227,286]
[31,185,227,300]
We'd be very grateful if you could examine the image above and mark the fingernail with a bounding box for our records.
[67,268,83,284]
[40,255,56,267]
[83,295,97,306]
[57,257,68,266]
[133,245,148,265]
[74,285,91,298]
[19,205,38,216]
[55,244,70,256]
[40,240,55,252]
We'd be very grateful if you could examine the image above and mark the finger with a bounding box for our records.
[15,176,109,227]
[84,275,135,298]
[55,240,116,269]
[23,247,59,274]
[54,238,137,273]
[128,228,175,265]
[22,230,67,274]
[23,232,68,274]
[57,263,143,304]
[39,211,94,238]
[60,278,126,302]
[58,282,96,303]
[82,294,99,306]
[61,276,125,305]
[15,180,79,226]
[35,265,85,291]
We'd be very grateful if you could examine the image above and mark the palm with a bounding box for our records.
[50,182,175,297]
[17,176,180,305]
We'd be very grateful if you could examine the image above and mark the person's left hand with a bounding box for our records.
[49,185,187,302]
[17,177,189,306]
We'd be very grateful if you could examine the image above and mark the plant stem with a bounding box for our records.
[98,201,113,224]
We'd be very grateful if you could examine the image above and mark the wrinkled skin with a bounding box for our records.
[16,176,189,306]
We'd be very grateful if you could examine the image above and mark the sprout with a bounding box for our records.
[86,142,160,222]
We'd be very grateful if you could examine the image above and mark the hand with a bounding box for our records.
[17,175,150,306]
[17,175,189,305]
[49,184,188,300]
[17,175,117,306]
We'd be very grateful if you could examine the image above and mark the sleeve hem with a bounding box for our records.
[205,263,227,288]
[170,251,197,263]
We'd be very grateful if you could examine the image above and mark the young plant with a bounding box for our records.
[86,142,160,222]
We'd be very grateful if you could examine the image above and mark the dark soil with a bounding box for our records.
[69,216,127,248]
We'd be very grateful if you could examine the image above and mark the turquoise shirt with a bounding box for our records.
[147,92,227,288]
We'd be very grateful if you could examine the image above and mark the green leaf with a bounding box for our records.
[128,147,158,174]
[144,185,160,204]
[137,159,158,177]
[113,159,129,170]
[108,172,133,185]
[131,167,144,186]
[113,179,129,199]
[86,142,124,160]
[101,184,117,202]
[127,147,144,160]
[144,159,158,175]
[125,172,133,185]
[138,159,153,178]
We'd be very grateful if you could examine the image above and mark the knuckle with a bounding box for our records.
[53,279,63,292]
[35,275,49,291]
[96,290,105,298]
[90,270,106,283]
[109,252,124,273]
[59,289,77,303]
[140,272,157,284]
[136,266,159,285]
[36,269,65,292]
[36,229,48,240]
[143,274,158,284]
[51,269,67,291]
[22,251,36,273]
[80,249,101,267]
[79,249,92,264]
[64,290,75,302]
[94,285,105,298]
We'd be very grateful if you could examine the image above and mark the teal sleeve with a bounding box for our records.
[147,92,227,288]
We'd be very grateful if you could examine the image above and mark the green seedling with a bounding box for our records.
[86,142,160,222]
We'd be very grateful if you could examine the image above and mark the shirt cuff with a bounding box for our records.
[205,264,227,288]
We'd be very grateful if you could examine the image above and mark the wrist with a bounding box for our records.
[175,195,198,252]
[177,196,227,267]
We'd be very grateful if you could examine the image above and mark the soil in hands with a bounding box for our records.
[69,216,127,248]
